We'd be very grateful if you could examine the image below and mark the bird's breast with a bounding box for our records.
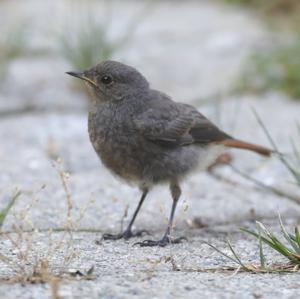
[88,110,144,181]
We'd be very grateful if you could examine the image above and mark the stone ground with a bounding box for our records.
[1,0,300,298]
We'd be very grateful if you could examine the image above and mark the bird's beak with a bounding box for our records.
[66,71,85,79]
[66,71,97,87]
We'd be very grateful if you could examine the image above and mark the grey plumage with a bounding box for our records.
[67,60,272,247]
[88,88,227,186]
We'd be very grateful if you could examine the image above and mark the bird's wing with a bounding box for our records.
[133,92,231,147]
[183,104,232,143]
[133,107,194,146]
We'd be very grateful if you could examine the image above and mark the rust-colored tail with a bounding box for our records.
[217,139,273,157]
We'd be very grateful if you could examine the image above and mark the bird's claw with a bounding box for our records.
[134,236,187,247]
[102,229,150,241]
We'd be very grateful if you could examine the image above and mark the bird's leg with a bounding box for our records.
[102,189,149,240]
[135,181,187,247]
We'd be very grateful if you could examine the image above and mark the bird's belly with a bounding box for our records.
[91,128,224,185]
[141,144,224,183]
[91,134,146,183]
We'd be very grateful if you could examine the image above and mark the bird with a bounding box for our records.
[66,60,273,247]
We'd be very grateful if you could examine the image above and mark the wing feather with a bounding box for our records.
[133,92,232,147]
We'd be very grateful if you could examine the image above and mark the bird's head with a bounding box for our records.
[66,60,149,104]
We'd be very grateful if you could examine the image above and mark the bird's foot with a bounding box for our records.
[134,235,187,247]
[102,229,150,241]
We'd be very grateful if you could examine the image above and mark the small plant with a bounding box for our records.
[242,218,300,264]
[206,216,300,273]
[59,16,118,71]
[208,110,300,204]
[58,7,148,71]
[221,0,300,19]
[236,38,300,100]
[290,122,300,184]
[220,0,300,99]
[0,159,95,289]
[253,110,300,186]
[0,22,29,79]
[0,190,21,229]
[206,111,300,273]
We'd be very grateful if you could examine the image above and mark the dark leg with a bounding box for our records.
[102,189,149,240]
[135,181,186,247]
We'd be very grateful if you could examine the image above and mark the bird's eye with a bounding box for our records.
[101,75,113,85]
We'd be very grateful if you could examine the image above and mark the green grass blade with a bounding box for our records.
[289,137,300,185]
[278,214,300,254]
[251,108,280,152]
[252,109,300,183]
[240,227,275,248]
[241,227,295,260]
[0,190,21,228]
[297,122,300,137]
[295,227,300,248]
[262,224,296,259]
[203,241,242,266]
[226,239,247,268]
[258,228,266,269]
[269,238,296,260]
[242,222,300,263]
[256,221,273,238]
[290,138,300,164]
[255,222,291,255]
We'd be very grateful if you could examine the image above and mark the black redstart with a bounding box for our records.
[66,60,272,247]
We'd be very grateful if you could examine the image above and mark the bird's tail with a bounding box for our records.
[217,139,273,157]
